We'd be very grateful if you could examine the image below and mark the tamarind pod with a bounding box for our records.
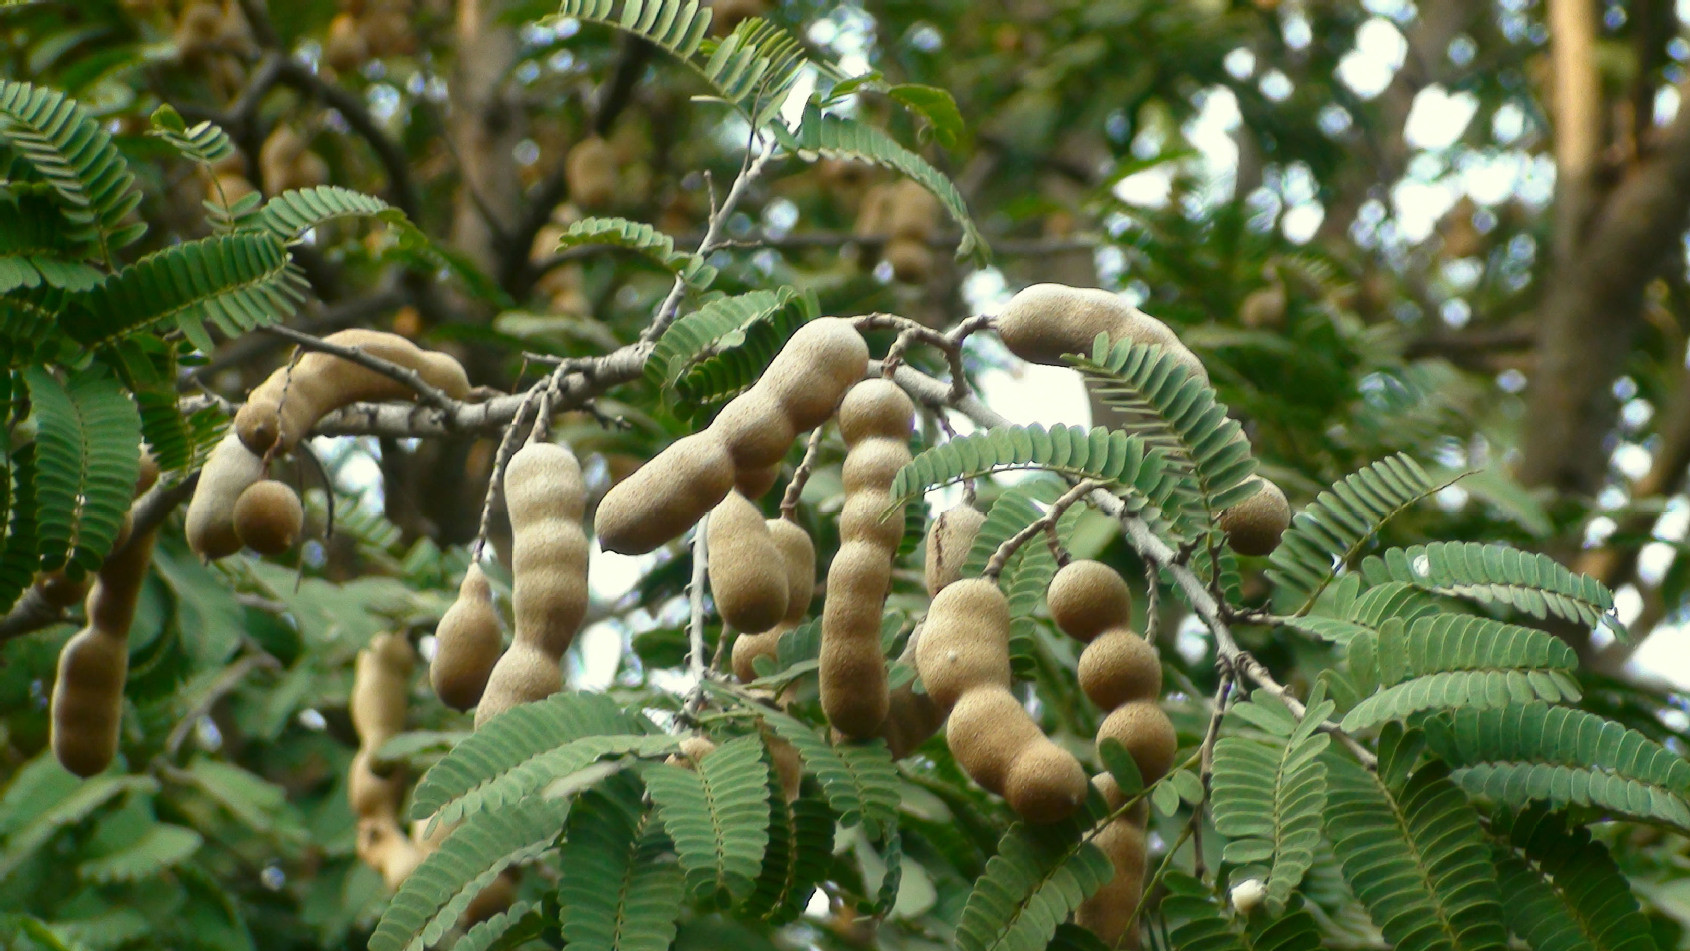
[924,504,985,597]
[565,136,618,209]
[665,735,718,770]
[349,748,405,818]
[759,318,871,431]
[1075,807,1149,948]
[1046,560,1133,643]
[914,578,1012,712]
[768,519,816,623]
[475,643,564,727]
[234,329,471,456]
[232,479,304,555]
[818,541,894,739]
[712,396,798,470]
[766,732,803,802]
[839,439,910,494]
[352,633,414,745]
[838,487,905,554]
[945,685,1045,795]
[885,236,935,284]
[357,815,426,891]
[430,564,504,711]
[707,491,789,634]
[504,442,589,650]
[1004,740,1089,824]
[735,463,781,500]
[1077,628,1162,711]
[879,631,944,759]
[837,379,915,445]
[35,570,90,609]
[995,283,1207,383]
[1096,701,1178,785]
[885,180,941,242]
[854,185,894,240]
[595,433,736,555]
[731,624,786,683]
[49,518,161,776]
[185,432,266,560]
[1217,476,1290,557]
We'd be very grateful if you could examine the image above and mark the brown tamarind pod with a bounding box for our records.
[430,564,504,711]
[665,735,718,770]
[886,179,940,242]
[758,318,871,431]
[352,633,414,744]
[1046,560,1132,643]
[186,431,267,560]
[923,504,985,597]
[995,283,1208,383]
[1096,700,1177,785]
[735,463,781,500]
[594,433,736,556]
[232,479,304,555]
[766,731,803,801]
[712,395,798,471]
[1076,803,1150,947]
[348,749,405,818]
[708,491,789,633]
[944,686,1044,795]
[477,441,589,727]
[358,816,425,891]
[853,184,894,241]
[1217,476,1290,556]
[234,329,471,457]
[1077,628,1162,712]
[1004,741,1090,825]
[566,136,618,209]
[49,514,162,777]
[729,518,815,682]
[915,578,1011,712]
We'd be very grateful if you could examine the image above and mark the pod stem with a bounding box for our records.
[779,426,828,521]
[684,514,711,713]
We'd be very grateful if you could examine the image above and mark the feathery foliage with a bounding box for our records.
[1360,542,1621,638]
[1423,702,1690,829]
[891,423,1169,514]
[741,781,835,923]
[1265,453,1442,612]
[557,773,686,951]
[1210,690,1331,910]
[553,216,717,287]
[1322,726,1507,951]
[0,189,101,292]
[1161,872,1326,951]
[953,804,1114,951]
[426,733,678,827]
[450,901,542,951]
[643,735,771,904]
[146,105,235,167]
[76,824,202,884]
[254,186,407,243]
[645,287,815,413]
[1491,806,1656,951]
[1069,337,1257,533]
[23,366,141,574]
[0,80,143,258]
[759,710,900,836]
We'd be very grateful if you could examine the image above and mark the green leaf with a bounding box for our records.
[888,83,964,147]
[1265,453,1444,613]
[954,804,1115,951]
[77,823,202,883]
[0,440,38,614]
[794,104,987,260]
[1068,338,1258,536]
[370,793,574,951]
[0,80,143,257]
[450,901,543,951]
[426,733,678,828]
[557,772,686,951]
[645,287,815,414]
[148,106,235,166]
[1161,871,1326,951]
[891,423,1169,516]
[1211,690,1330,909]
[1492,805,1656,951]
[254,185,408,243]
[410,692,639,820]
[1360,542,1622,640]
[1423,701,1690,830]
[1322,726,1507,951]
[642,734,771,904]
[741,784,835,923]
[24,365,141,573]
[759,709,901,836]
[554,216,717,287]
[0,189,101,290]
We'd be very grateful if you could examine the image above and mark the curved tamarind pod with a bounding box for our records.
[430,564,504,711]
[352,633,414,746]
[879,632,944,759]
[234,329,471,456]
[758,318,871,431]
[48,507,161,777]
[707,491,788,634]
[1077,627,1161,711]
[729,517,815,683]
[734,463,782,500]
[185,431,266,560]
[477,441,588,727]
[1075,803,1150,947]
[924,504,985,597]
[995,283,1207,383]
[914,578,1011,712]
[713,396,798,471]
[1004,741,1090,825]
[565,136,617,209]
[944,686,1043,795]
[594,433,736,556]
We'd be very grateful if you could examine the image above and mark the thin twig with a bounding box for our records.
[982,480,1102,580]
[780,426,828,521]
[259,325,458,413]
[684,516,712,713]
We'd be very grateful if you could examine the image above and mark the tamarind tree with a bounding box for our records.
[3,2,1690,951]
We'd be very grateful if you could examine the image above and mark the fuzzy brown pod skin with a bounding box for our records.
[757,318,871,432]
[186,431,267,560]
[352,633,415,745]
[1075,804,1149,948]
[713,396,798,471]
[234,329,471,457]
[729,518,815,683]
[923,504,985,597]
[566,136,618,209]
[765,731,803,801]
[1217,476,1290,556]
[1096,700,1178,785]
[49,516,161,777]
[430,564,504,711]
[1046,560,1133,643]
[1077,627,1162,712]
[232,479,305,555]
[734,463,781,500]
[1004,741,1090,824]
[995,283,1208,384]
[665,735,718,770]
[707,491,789,634]
[944,686,1042,795]
[915,578,1011,712]
[357,815,425,891]
[819,380,913,740]
[594,433,736,556]
[477,442,588,728]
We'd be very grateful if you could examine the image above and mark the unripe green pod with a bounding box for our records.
[595,433,736,555]
[235,329,471,456]
[1078,627,1162,711]
[478,441,589,726]
[1046,560,1133,642]
[915,578,1011,712]
[431,564,504,711]
[1218,476,1290,556]
[708,491,789,633]
[995,283,1207,383]
[924,504,985,597]
[233,479,304,555]
[185,431,266,560]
